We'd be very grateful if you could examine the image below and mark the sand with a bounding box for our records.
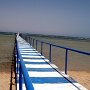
[0,35,15,90]
[68,71,90,90]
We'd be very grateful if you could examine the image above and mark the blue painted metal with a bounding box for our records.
[41,42,43,55]
[19,64,22,90]
[65,49,68,74]
[33,39,34,47]
[29,37,90,55]
[29,37,31,45]
[49,44,52,62]
[36,40,37,50]
[29,36,31,45]
[16,42,19,74]
[31,38,32,46]
[16,40,34,90]
[27,36,29,43]
[16,41,18,90]
[28,37,90,74]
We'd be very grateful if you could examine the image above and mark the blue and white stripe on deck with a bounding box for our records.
[16,36,87,90]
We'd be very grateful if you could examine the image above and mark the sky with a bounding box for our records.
[0,0,90,38]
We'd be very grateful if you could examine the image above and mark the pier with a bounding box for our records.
[16,35,88,90]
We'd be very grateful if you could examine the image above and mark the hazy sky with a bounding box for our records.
[0,0,90,37]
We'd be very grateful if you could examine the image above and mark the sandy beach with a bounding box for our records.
[0,35,15,90]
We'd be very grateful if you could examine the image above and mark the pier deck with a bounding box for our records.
[16,36,87,90]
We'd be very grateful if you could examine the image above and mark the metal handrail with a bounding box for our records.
[23,35,90,74]
[30,38,90,55]
[16,39,34,90]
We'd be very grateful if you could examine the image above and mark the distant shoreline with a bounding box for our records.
[0,31,90,41]
[23,33,90,42]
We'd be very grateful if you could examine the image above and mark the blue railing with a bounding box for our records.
[22,35,90,74]
[16,39,34,90]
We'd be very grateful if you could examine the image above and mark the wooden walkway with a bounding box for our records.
[16,36,87,90]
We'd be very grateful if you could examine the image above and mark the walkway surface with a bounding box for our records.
[16,36,87,90]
